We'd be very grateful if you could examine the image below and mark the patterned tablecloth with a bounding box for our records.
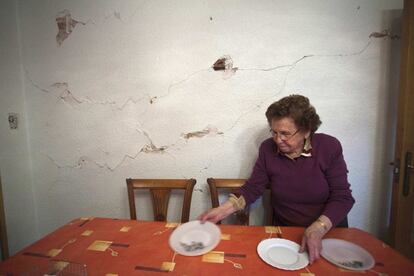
[0,217,413,275]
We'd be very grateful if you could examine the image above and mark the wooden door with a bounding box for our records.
[0,173,9,260]
[389,0,414,260]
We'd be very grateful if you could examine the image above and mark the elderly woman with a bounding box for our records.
[199,94,355,263]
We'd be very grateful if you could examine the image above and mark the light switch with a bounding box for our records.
[8,113,18,129]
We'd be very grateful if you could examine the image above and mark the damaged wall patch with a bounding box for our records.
[56,10,85,46]
[212,55,238,79]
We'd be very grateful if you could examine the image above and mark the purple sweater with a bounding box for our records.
[237,133,355,227]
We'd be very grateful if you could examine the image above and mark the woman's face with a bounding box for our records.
[270,117,310,155]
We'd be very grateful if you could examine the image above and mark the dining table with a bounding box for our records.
[0,217,413,275]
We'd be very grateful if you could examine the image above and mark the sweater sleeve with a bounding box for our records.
[322,138,355,226]
[236,141,270,205]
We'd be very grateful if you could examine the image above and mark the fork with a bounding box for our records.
[276,226,282,238]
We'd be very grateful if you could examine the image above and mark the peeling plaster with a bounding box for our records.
[50,82,118,108]
[149,96,157,104]
[46,130,176,171]
[59,89,83,106]
[141,144,167,153]
[212,55,238,79]
[136,128,169,153]
[45,128,178,171]
[27,74,151,110]
[369,29,400,40]
[181,125,223,140]
[56,10,86,46]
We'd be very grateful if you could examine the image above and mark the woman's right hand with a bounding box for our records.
[198,201,237,223]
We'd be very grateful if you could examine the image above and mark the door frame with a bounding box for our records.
[389,0,414,260]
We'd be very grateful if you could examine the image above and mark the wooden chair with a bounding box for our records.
[126,178,196,223]
[207,178,273,225]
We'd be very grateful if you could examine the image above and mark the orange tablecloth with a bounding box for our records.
[0,217,413,275]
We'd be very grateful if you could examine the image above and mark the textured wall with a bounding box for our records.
[0,0,38,254]
[0,0,403,254]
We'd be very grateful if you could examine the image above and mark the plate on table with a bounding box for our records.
[169,220,221,256]
[321,238,375,271]
[257,238,309,270]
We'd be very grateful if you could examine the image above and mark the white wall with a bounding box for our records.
[0,0,38,254]
[0,0,403,254]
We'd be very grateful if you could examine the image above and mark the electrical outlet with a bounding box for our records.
[8,113,18,129]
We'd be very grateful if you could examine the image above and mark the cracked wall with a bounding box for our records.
[0,0,403,253]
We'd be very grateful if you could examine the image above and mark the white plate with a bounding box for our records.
[321,238,375,271]
[169,220,221,256]
[257,238,309,270]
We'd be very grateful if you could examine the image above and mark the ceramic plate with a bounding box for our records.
[169,220,221,256]
[257,238,309,270]
[321,238,375,271]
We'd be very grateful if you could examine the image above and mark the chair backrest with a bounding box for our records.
[207,178,273,225]
[126,178,196,223]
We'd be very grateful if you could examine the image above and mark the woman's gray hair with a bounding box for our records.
[265,94,322,134]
